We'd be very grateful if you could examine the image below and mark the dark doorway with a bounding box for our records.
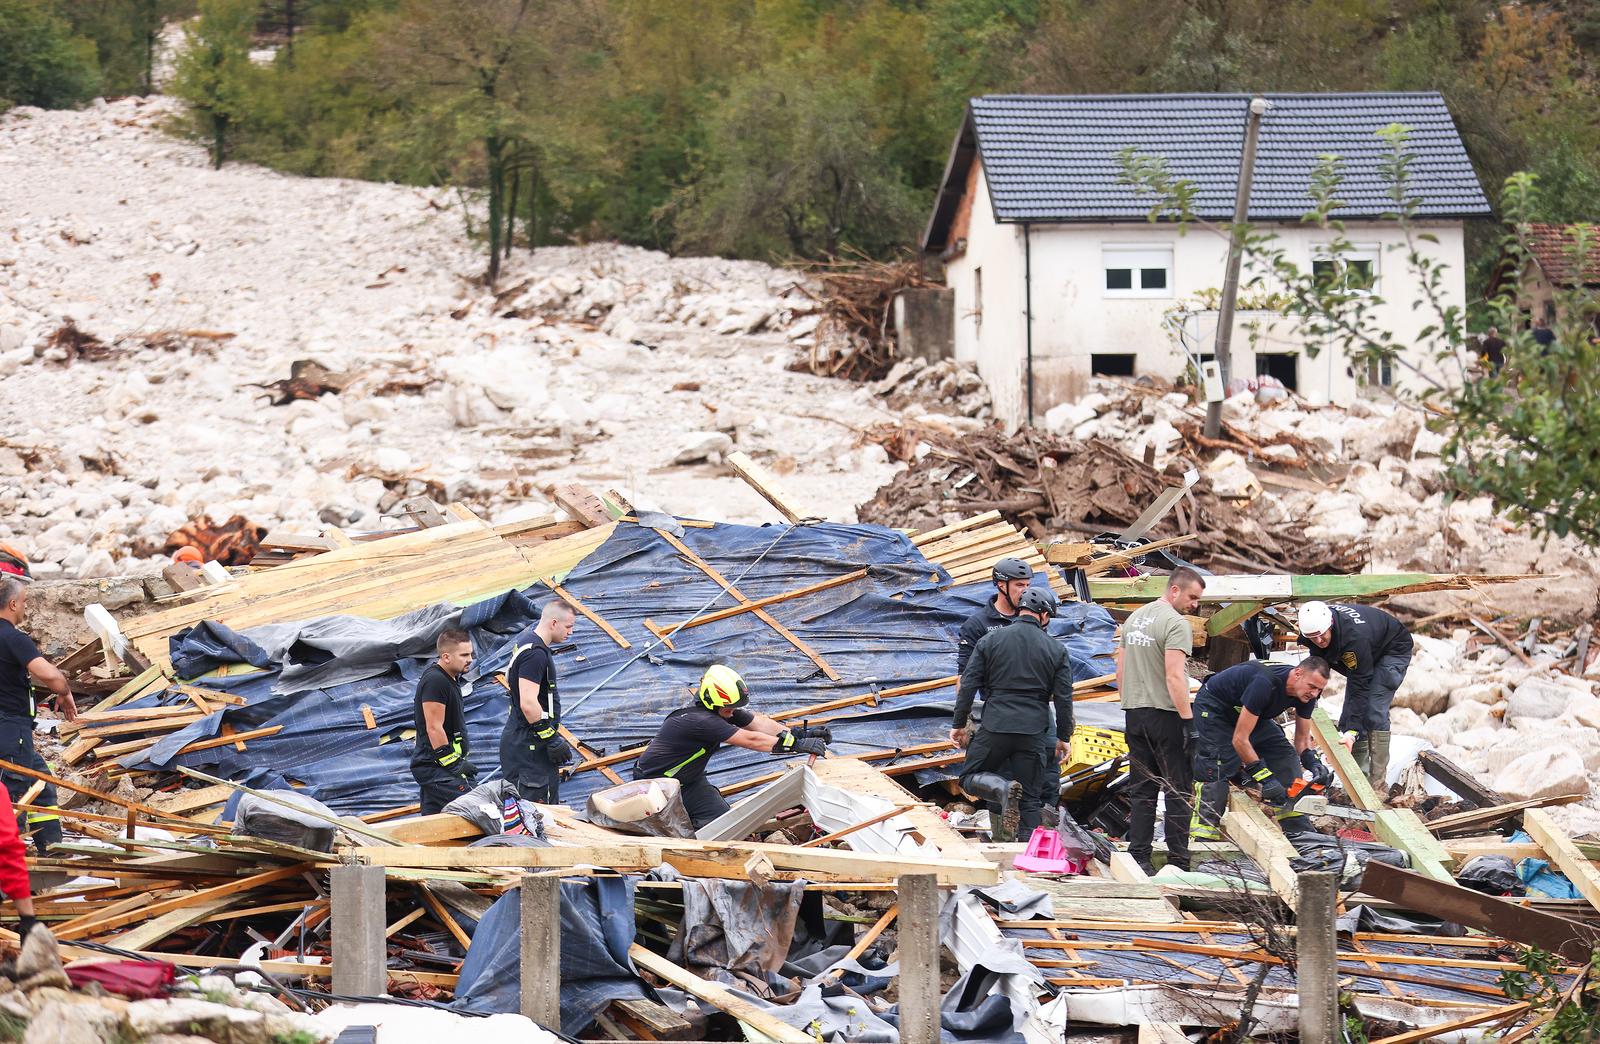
[1091,353,1137,377]
[1255,353,1298,390]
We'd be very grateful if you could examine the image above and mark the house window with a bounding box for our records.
[1366,355,1394,387]
[1256,353,1298,391]
[1104,247,1173,298]
[1091,353,1137,376]
[973,267,983,334]
[1312,246,1379,295]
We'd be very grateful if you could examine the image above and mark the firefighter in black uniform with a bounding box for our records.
[410,628,478,815]
[634,665,829,827]
[1189,656,1331,842]
[1296,601,1413,789]
[951,586,1075,843]
[955,557,1065,824]
[0,577,73,854]
[500,600,577,803]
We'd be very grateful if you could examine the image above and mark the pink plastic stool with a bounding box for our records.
[1013,827,1087,874]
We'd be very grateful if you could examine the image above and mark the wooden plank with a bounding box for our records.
[104,893,238,950]
[1310,707,1382,811]
[821,903,897,982]
[628,943,811,1043]
[552,484,614,528]
[661,568,868,633]
[1205,601,1267,637]
[656,529,841,681]
[1429,795,1584,837]
[142,950,458,989]
[1374,808,1456,884]
[1525,809,1600,915]
[726,451,812,523]
[542,579,631,649]
[1222,791,1299,905]
[360,704,377,730]
[1091,572,1533,604]
[1369,1003,1531,1044]
[1360,860,1600,963]
[1418,750,1504,808]
[54,863,311,941]
[800,804,917,848]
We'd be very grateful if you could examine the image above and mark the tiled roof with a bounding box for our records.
[1524,222,1600,286]
[924,93,1490,250]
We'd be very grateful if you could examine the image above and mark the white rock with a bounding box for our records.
[1044,399,1099,434]
[1507,677,1580,722]
[1493,747,1590,801]
[77,548,116,578]
[373,447,412,473]
[672,430,733,465]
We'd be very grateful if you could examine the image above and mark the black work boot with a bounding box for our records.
[963,772,1023,843]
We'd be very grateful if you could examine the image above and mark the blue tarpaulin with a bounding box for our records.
[129,520,1118,815]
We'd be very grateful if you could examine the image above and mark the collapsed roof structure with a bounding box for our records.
[15,464,1597,1044]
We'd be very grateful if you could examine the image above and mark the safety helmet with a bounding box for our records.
[1299,601,1334,637]
[991,557,1032,585]
[0,543,30,581]
[697,664,750,711]
[1017,585,1059,617]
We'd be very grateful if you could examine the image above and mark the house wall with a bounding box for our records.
[945,164,1028,425]
[945,169,1468,424]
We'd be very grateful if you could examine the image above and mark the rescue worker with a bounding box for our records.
[0,577,73,854]
[634,665,828,828]
[1189,656,1331,842]
[500,600,577,803]
[410,628,478,814]
[1296,601,1413,789]
[1116,566,1205,874]
[0,783,37,940]
[951,586,1075,843]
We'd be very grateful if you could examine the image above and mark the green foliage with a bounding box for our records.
[1498,945,1600,1040]
[0,0,101,111]
[56,0,193,96]
[171,0,257,168]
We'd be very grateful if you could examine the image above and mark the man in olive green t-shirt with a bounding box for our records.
[1116,566,1205,873]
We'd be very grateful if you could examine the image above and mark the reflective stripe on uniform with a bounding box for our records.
[663,748,707,778]
[437,738,463,766]
[25,812,59,824]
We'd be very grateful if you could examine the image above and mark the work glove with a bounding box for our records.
[776,731,827,757]
[1181,718,1196,757]
[432,743,460,768]
[547,734,575,767]
[1244,759,1290,807]
[1300,749,1334,788]
[793,723,834,743]
[16,916,39,941]
[456,758,481,781]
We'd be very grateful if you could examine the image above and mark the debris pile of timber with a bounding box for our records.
[857,424,1368,573]
[789,252,940,381]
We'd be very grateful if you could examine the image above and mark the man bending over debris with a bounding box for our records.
[0,577,74,854]
[500,600,577,803]
[952,586,1075,843]
[410,628,478,815]
[634,664,828,828]
[957,557,1064,826]
[1116,566,1205,874]
[1189,656,1331,843]
[1297,601,1413,791]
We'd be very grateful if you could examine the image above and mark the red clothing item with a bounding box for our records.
[0,786,31,900]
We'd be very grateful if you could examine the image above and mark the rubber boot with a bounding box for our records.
[1369,730,1392,796]
[1351,733,1372,780]
[963,772,1023,843]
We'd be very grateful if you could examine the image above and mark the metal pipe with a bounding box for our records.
[1204,95,1269,439]
[1024,222,1035,426]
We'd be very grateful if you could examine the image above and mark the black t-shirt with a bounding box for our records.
[634,705,755,785]
[1197,661,1316,724]
[956,595,1014,677]
[411,663,468,766]
[506,635,558,728]
[0,620,42,719]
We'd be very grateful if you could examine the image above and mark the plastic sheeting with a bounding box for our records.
[453,876,652,1035]
[128,520,1119,816]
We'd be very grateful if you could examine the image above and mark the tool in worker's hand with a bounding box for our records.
[1291,794,1375,822]
[1288,749,1335,802]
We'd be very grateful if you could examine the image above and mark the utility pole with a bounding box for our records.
[1205,96,1269,439]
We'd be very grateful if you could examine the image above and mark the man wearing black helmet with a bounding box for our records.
[951,586,1076,842]
[956,558,1065,824]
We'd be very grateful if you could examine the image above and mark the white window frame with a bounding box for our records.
[1311,243,1381,296]
[973,266,983,334]
[1103,245,1174,299]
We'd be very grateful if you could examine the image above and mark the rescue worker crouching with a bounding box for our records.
[500,599,578,803]
[0,576,74,854]
[634,665,828,828]
[951,586,1075,844]
[410,628,478,815]
[1297,600,1413,790]
[1189,656,1331,843]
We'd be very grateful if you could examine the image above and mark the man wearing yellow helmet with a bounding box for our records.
[634,664,829,827]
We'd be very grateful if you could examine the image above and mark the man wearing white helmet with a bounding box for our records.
[634,664,828,827]
[1296,601,1414,789]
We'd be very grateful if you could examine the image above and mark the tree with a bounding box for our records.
[0,0,101,110]
[172,0,257,168]
[1120,130,1600,547]
[57,0,193,96]
[375,0,612,285]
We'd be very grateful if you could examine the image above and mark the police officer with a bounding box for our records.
[634,665,828,828]
[0,577,73,854]
[951,586,1075,843]
[410,628,478,814]
[1297,601,1413,790]
[1189,656,1331,842]
[500,600,578,803]
[956,557,1066,825]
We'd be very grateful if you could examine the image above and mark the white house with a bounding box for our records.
[921,93,1491,425]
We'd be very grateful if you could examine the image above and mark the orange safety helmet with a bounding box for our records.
[0,543,29,580]
[172,545,204,566]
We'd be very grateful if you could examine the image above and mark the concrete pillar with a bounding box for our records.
[897,873,941,1044]
[330,863,387,997]
[1296,870,1339,1044]
[520,874,561,1029]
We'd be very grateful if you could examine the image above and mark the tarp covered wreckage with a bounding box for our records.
[122,519,1117,815]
